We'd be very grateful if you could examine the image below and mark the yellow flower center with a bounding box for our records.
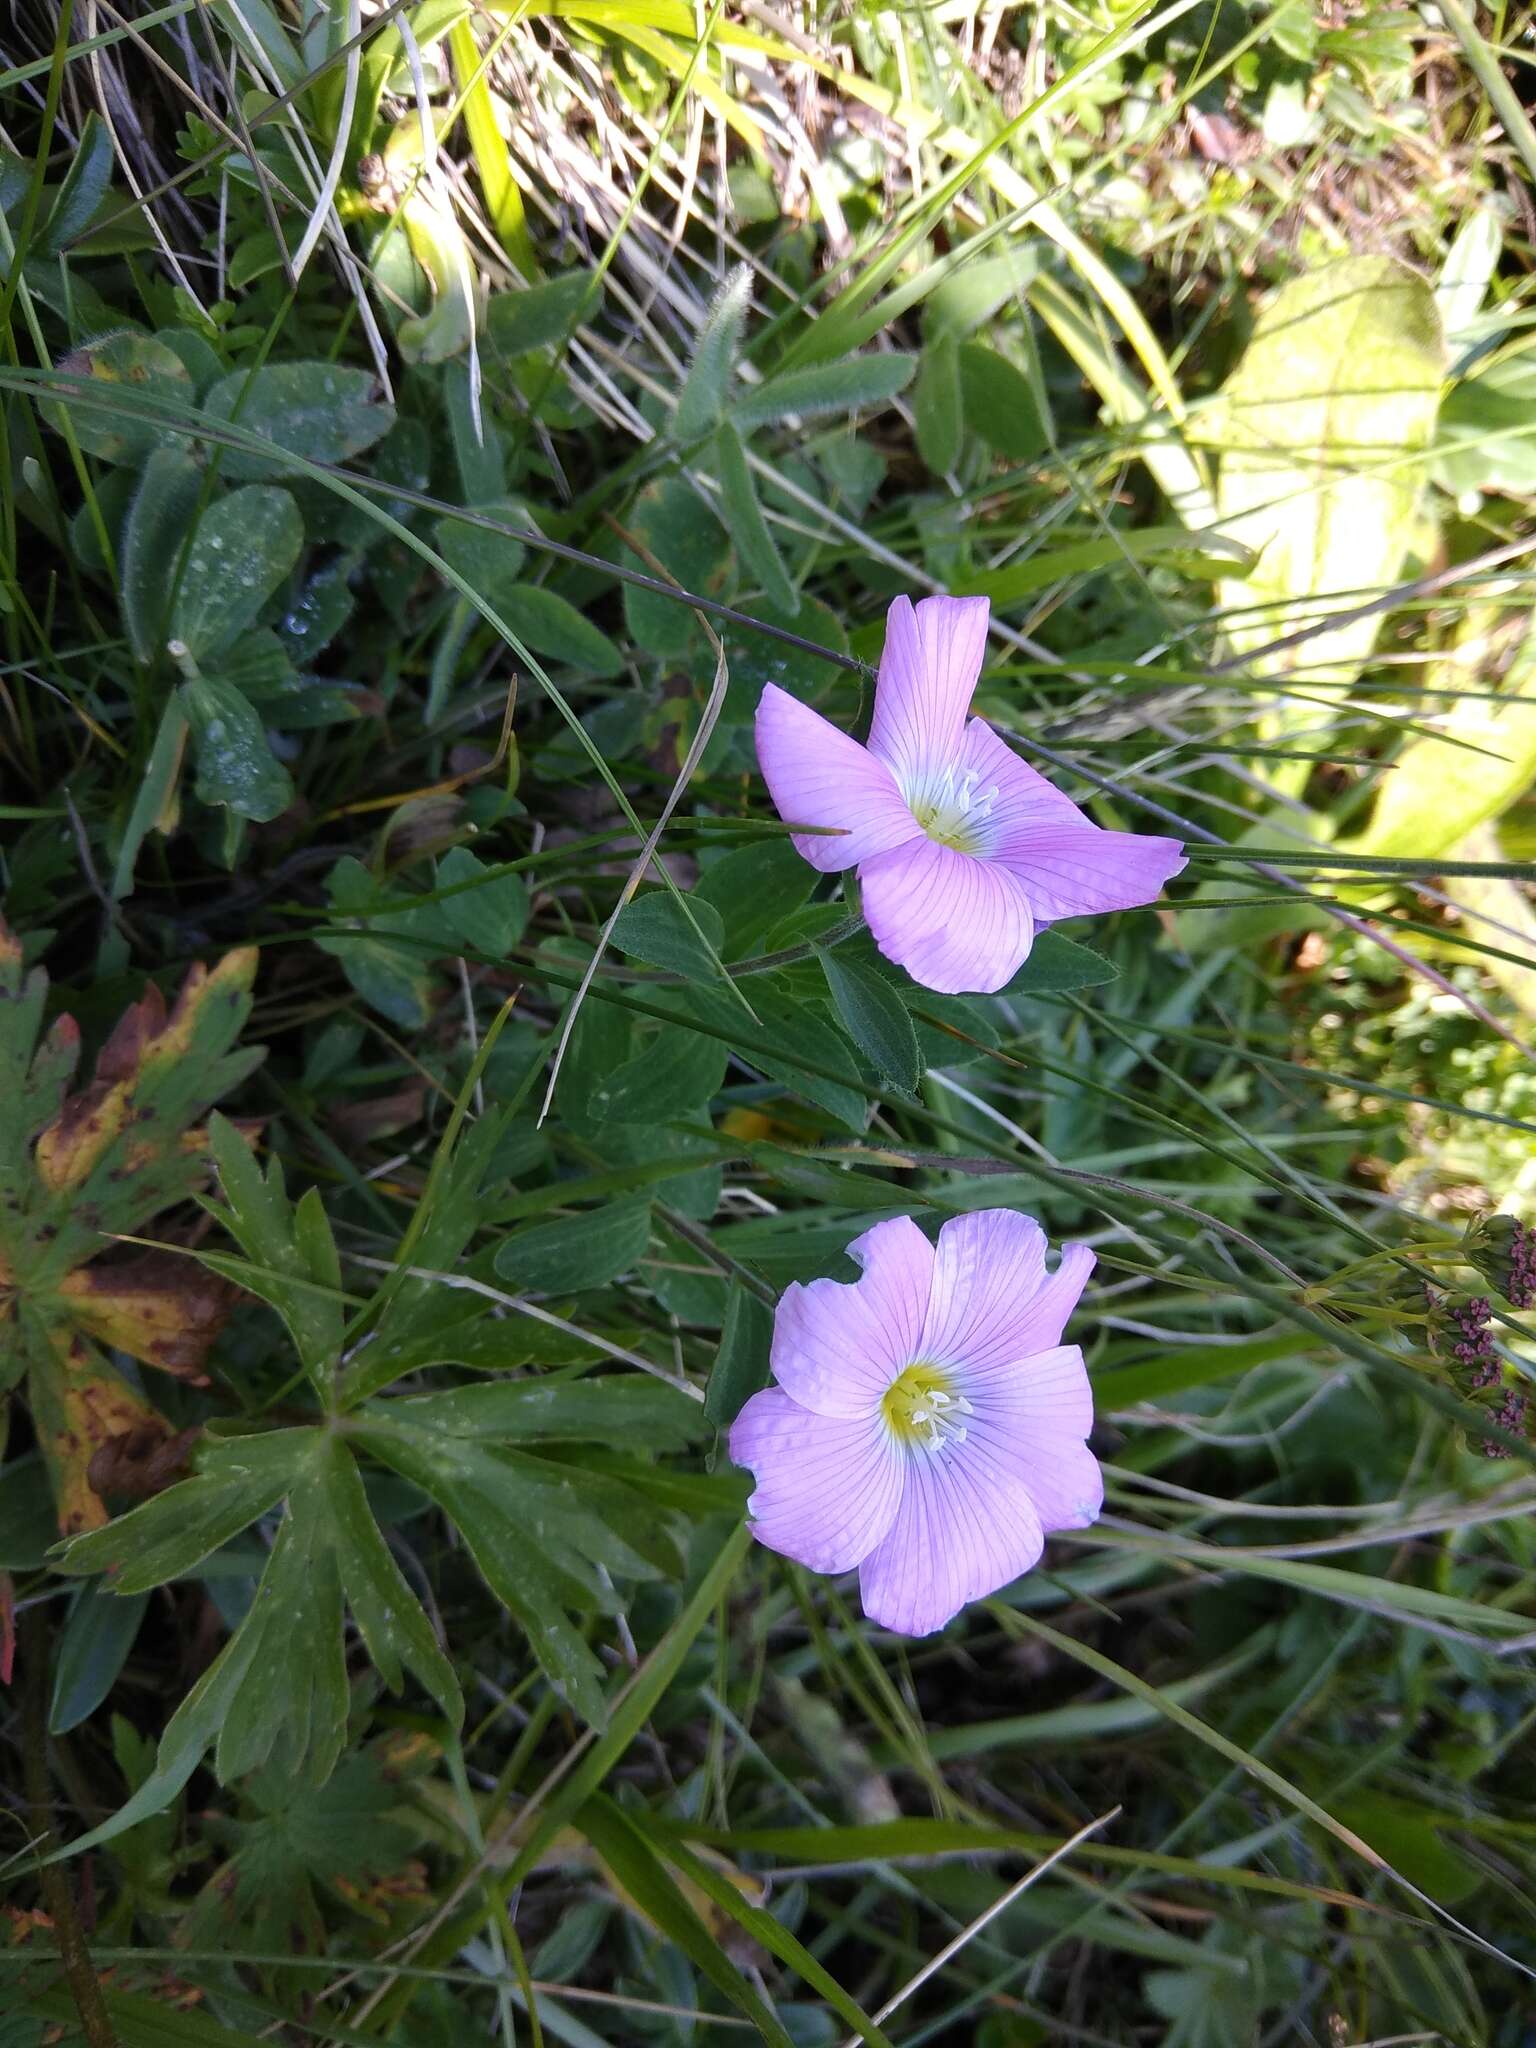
[906,767,999,856]
[881,1361,971,1453]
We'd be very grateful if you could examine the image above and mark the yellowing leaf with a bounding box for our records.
[56,1254,237,1379]
[1214,256,1444,683]
[0,921,263,1532]
[33,949,256,1195]
[1344,610,1536,860]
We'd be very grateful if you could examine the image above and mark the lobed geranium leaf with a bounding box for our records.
[55,1430,461,1838]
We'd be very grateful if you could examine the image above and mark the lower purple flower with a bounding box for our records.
[728,1210,1102,1636]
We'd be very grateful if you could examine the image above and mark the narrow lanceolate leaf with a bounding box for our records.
[704,1279,774,1428]
[494,1201,652,1295]
[121,448,202,663]
[818,948,922,1094]
[574,1795,796,2048]
[914,330,963,474]
[674,263,752,444]
[732,352,917,430]
[714,421,797,611]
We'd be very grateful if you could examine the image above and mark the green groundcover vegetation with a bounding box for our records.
[3,2,1536,2042]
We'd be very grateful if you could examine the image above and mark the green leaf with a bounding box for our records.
[686,984,868,1131]
[497,583,625,675]
[575,1795,796,2048]
[611,891,726,981]
[1215,256,1444,682]
[357,1426,655,1726]
[704,1279,773,1428]
[432,846,530,956]
[732,353,916,430]
[923,244,1039,342]
[674,263,752,443]
[594,1011,729,1122]
[697,838,816,956]
[1434,345,1536,497]
[179,1743,425,1956]
[651,1824,896,2048]
[486,269,594,354]
[181,675,293,823]
[121,448,203,664]
[621,477,731,658]
[45,330,194,464]
[315,1430,459,1709]
[203,1114,347,1386]
[819,949,921,1093]
[998,931,1120,997]
[38,111,115,255]
[443,357,505,501]
[53,1432,460,1846]
[54,1429,302,1593]
[202,361,396,481]
[49,1582,148,1734]
[387,1376,705,1450]
[958,341,1046,462]
[1343,619,1536,861]
[171,485,303,662]
[714,420,796,610]
[493,1201,652,1293]
[315,856,439,1030]
[914,330,963,473]
[0,1456,55,1569]
[419,1521,749,1981]
[435,498,528,602]
[112,696,188,898]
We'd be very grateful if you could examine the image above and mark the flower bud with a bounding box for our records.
[1482,1386,1530,1460]
[1463,1213,1536,1311]
[1425,1293,1500,1397]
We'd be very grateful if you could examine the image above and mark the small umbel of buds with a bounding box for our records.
[1463,1213,1536,1311]
[1487,1386,1530,1459]
[1426,1292,1500,1395]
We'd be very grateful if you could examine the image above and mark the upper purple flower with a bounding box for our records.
[755,593,1187,994]
[728,1210,1102,1636]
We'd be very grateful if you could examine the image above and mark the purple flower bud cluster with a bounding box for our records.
[1463,1212,1536,1311]
[1442,1295,1499,1390]
[1509,1222,1536,1311]
[1486,1386,1530,1459]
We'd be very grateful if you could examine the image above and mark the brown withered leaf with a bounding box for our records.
[29,1330,179,1535]
[57,1253,237,1380]
[0,919,263,1532]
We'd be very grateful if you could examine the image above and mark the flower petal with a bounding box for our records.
[857,1439,1044,1636]
[1006,1241,1097,1360]
[731,1389,903,1573]
[768,1215,934,1418]
[964,1345,1104,1534]
[756,684,919,873]
[868,594,990,793]
[859,835,1034,994]
[958,722,1187,923]
[920,1209,1049,1373]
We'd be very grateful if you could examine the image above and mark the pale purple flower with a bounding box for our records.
[728,1210,1102,1636]
[755,593,1187,994]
